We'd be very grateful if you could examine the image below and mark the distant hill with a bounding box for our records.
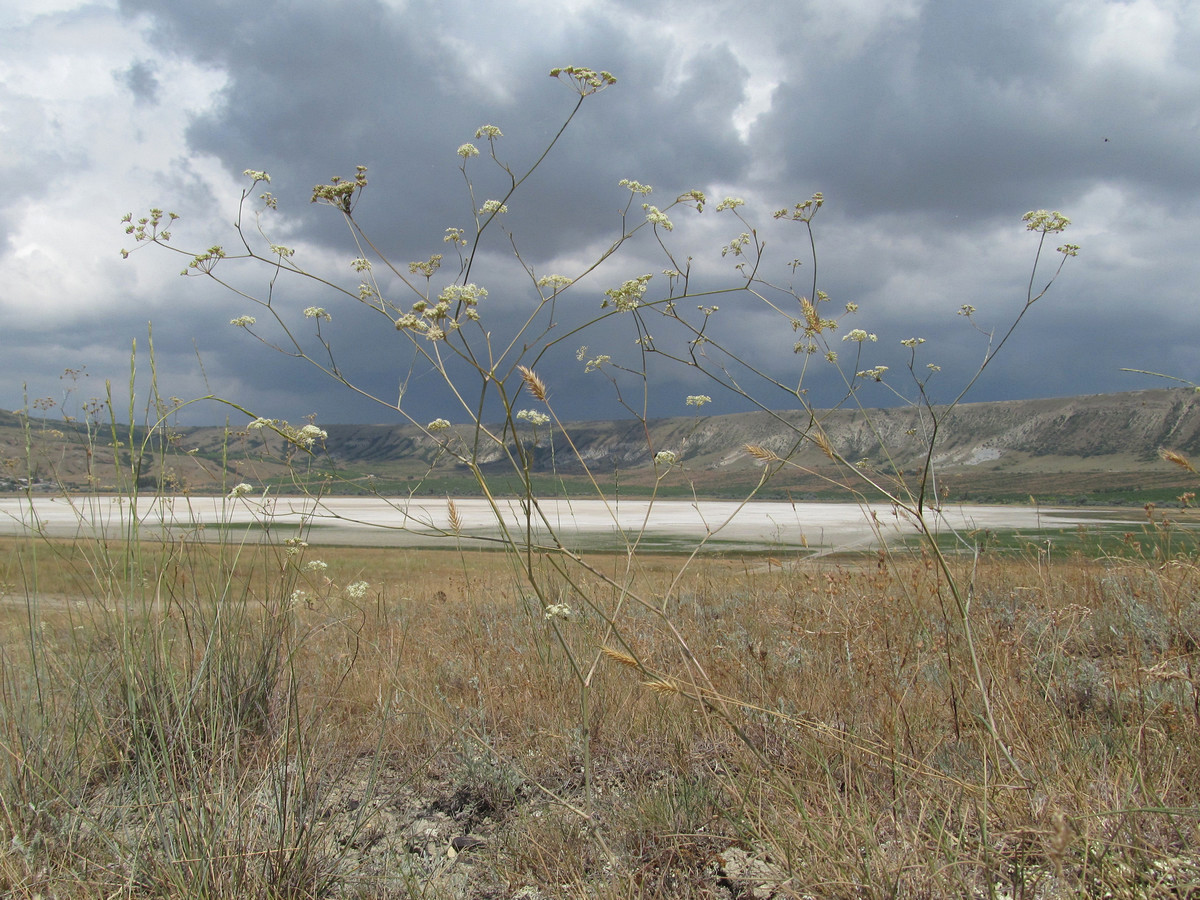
[4,388,1199,503]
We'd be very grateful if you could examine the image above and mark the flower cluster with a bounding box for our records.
[457,143,480,158]
[480,199,508,215]
[843,329,878,343]
[344,581,370,599]
[408,254,442,277]
[517,409,551,426]
[394,283,489,337]
[722,232,752,257]
[230,315,256,327]
[602,274,652,311]
[677,189,706,211]
[543,603,574,620]
[311,166,368,213]
[304,307,331,321]
[619,178,652,195]
[244,416,326,450]
[294,424,327,448]
[549,66,617,95]
[642,205,673,230]
[184,245,226,275]
[774,192,824,223]
[228,482,254,498]
[536,274,573,294]
[119,208,179,257]
[654,450,678,467]
[686,395,712,407]
[1022,209,1071,234]
[427,418,451,432]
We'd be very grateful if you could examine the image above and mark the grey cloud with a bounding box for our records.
[116,59,161,105]
[4,0,1196,427]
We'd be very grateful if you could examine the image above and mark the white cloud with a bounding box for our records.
[0,4,229,324]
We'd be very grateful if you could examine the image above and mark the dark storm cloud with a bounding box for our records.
[4,0,1197,427]
[751,0,1200,217]
[117,0,754,258]
[116,59,161,105]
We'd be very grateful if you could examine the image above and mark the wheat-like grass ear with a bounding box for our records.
[518,366,547,401]
[1159,448,1197,473]
[601,646,639,669]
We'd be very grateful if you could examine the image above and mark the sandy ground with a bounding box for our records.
[0,495,1134,552]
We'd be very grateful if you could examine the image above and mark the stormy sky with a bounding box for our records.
[2,0,1197,428]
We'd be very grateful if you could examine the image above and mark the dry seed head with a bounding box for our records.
[601,646,639,669]
[518,365,547,401]
[801,297,821,334]
[642,677,681,696]
[1159,448,1197,473]
[447,498,463,534]
[744,443,779,462]
[813,429,835,460]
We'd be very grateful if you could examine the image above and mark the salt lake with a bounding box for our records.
[0,495,1136,553]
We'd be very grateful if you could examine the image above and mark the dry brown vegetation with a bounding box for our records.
[3,532,1198,899]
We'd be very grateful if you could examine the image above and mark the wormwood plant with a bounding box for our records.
[103,64,1124,895]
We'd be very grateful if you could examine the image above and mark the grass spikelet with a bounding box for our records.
[812,428,835,460]
[447,497,462,534]
[601,646,639,669]
[1159,448,1197,473]
[518,365,547,401]
[642,676,681,695]
[744,443,778,462]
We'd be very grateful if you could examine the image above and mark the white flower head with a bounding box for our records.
[543,603,573,620]
[475,124,503,139]
[618,178,652,195]
[304,559,328,572]
[842,329,877,343]
[536,274,574,291]
[304,306,331,321]
[686,395,712,408]
[297,424,327,447]
[228,482,254,498]
[480,199,508,215]
[457,143,480,158]
[517,409,551,426]
[654,450,678,467]
[1022,209,1071,233]
[243,169,271,183]
[642,204,674,231]
[427,418,451,432]
[344,581,370,599]
[230,315,256,327]
[856,366,889,381]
